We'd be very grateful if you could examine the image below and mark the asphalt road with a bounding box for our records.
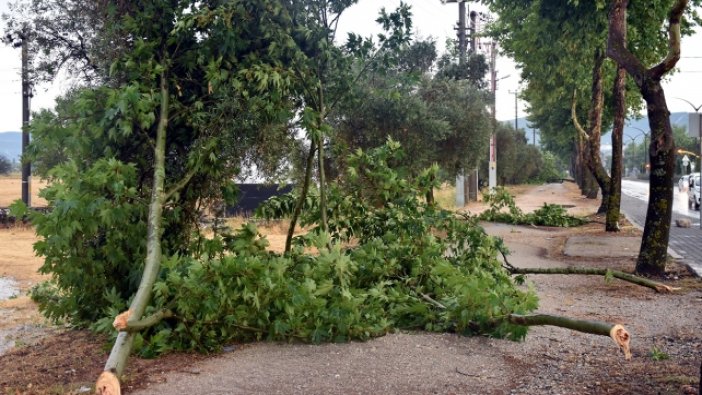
[621,179,702,275]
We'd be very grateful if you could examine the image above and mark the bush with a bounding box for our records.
[27,158,148,324]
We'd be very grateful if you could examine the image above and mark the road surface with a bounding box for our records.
[621,179,702,275]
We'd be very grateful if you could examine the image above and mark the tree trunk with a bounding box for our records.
[584,166,599,199]
[606,0,686,275]
[635,80,676,275]
[575,135,587,193]
[285,139,317,253]
[574,125,598,199]
[317,87,329,238]
[578,48,611,208]
[606,65,627,232]
[97,71,170,393]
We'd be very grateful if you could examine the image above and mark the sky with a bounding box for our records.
[0,0,701,132]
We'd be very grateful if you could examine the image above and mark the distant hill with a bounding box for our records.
[499,112,691,150]
[0,132,21,162]
[602,111,689,146]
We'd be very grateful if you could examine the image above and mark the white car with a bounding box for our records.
[688,174,701,211]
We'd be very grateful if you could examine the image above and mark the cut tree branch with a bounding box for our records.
[114,309,174,332]
[507,314,631,359]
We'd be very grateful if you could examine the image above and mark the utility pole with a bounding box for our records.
[21,28,31,207]
[458,2,467,64]
[488,40,497,191]
[467,9,479,202]
[449,0,469,207]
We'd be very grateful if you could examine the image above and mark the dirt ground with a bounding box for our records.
[0,175,47,207]
[1,180,701,394]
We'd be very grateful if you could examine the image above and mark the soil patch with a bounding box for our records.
[564,236,641,258]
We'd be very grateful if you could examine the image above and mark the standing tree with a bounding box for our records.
[332,38,492,184]
[283,1,412,252]
[7,0,300,391]
[606,0,690,275]
[0,154,12,175]
[485,0,627,229]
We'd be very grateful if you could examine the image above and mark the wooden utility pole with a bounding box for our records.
[21,29,31,207]
[488,40,497,191]
[449,0,469,207]
[467,10,479,201]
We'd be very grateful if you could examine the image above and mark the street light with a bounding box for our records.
[628,126,649,175]
[624,135,644,177]
[677,149,700,158]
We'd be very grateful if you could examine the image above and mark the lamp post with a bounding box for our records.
[625,135,643,177]
[628,126,649,175]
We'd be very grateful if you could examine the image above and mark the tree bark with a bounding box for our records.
[285,139,317,253]
[606,65,627,232]
[606,0,686,275]
[98,71,170,391]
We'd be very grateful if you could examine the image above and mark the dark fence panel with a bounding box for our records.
[225,184,293,217]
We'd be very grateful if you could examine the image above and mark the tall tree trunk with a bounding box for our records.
[573,49,612,207]
[635,80,676,274]
[97,71,170,393]
[317,86,329,237]
[285,139,317,253]
[607,0,686,276]
[575,136,587,193]
[607,65,627,232]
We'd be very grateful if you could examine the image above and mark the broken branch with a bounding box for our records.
[114,309,174,332]
[507,314,631,359]
[508,266,677,293]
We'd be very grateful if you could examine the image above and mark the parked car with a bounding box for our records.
[679,175,691,192]
[688,174,701,210]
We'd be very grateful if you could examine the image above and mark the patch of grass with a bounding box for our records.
[650,346,670,361]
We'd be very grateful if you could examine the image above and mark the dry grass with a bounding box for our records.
[0,175,48,207]
[433,183,455,210]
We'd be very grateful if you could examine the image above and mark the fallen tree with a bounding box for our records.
[98,143,634,379]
